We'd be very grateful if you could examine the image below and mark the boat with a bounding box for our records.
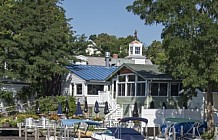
[91,117,148,140]
[155,117,207,140]
[53,119,101,140]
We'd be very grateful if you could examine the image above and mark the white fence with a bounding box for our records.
[141,107,203,127]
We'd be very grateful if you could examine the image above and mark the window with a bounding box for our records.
[151,83,168,96]
[76,84,82,95]
[130,47,133,54]
[128,75,135,82]
[108,85,110,91]
[118,75,125,82]
[71,83,74,95]
[113,81,116,99]
[159,83,168,96]
[137,76,145,81]
[135,47,140,54]
[87,84,104,95]
[127,83,135,96]
[118,84,125,96]
[151,83,158,96]
[113,81,116,92]
[137,83,145,96]
[171,83,182,96]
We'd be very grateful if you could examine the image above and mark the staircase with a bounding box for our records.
[98,91,123,120]
[106,104,123,120]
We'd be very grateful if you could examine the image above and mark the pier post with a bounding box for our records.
[165,127,168,140]
[173,127,176,140]
[35,126,37,140]
[67,129,69,140]
[54,123,57,139]
[18,123,22,137]
[25,125,27,140]
[78,129,81,140]
[64,127,66,140]
[47,125,50,139]
[153,127,156,139]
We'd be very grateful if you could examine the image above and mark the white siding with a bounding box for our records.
[61,73,85,96]
[132,58,146,64]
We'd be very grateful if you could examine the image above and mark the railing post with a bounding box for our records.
[192,127,196,138]
[181,125,183,138]
[173,127,176,140]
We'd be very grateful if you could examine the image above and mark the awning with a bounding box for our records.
[60,119,101,126]
[165,117,201,123]
[120,117,148,124]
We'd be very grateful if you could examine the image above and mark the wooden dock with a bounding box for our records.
[0,136,46,140]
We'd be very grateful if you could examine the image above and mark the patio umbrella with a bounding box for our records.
[162,102,167,109]
[132,102,139,117]
[75,100,83,116]
[84,98,88,113]
[94,100,100,114]
[35,100,40,114]
[57,102,63,115]
[104,101,110,115]
[65,100,70,118]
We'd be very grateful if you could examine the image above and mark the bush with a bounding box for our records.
[48,114,59,121]
[27,96,76,116]
[93,116,104,121]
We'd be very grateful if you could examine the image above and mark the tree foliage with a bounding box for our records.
[145,40,165,65]
[89,33,137,58]
[0,0,74,96]
[71,34,89,55]
[127,0,218,136]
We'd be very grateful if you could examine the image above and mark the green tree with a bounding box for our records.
[127,0,218,136]
[117,35,136,58]
[71,34,89,55]
[145,40,165,65]
[90,34,137,58]
[0,0,74,96]
[93,33,119,56]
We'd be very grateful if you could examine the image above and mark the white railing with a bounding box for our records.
[108,104,123,120]
[141,106,203,127]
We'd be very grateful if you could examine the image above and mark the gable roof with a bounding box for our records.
[106,63,173,80]
[66,65,117,81]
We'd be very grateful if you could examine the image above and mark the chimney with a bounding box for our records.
[105,52,110,67]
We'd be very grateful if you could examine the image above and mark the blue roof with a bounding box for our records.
[66,65,117,81]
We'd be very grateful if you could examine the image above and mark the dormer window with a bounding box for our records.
[135,47,140,54]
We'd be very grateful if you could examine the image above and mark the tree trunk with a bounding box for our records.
[206,83,214,138]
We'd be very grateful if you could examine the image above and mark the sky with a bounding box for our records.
[61,0,163,46]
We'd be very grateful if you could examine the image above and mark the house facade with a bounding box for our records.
[61,64,117,117]
[105,63,184,118]
[62,40,186,119]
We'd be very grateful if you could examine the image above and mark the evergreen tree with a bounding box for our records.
[0,0,74,96]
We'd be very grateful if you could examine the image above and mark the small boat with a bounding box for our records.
[91,117,148,140]
[156,118,207,140]
[57,119,101,140]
